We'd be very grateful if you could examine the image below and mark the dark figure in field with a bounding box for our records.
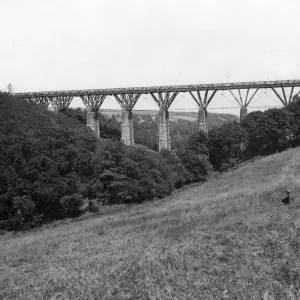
[281,190,293,205]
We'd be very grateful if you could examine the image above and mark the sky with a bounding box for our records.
[1,0,300,115]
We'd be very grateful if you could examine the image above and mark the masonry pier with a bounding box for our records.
[114,93,141,146]
[198,107,208,133]
[240,107,247,120]
[121,110,134,146]
[87,109,100,138]
[158,109,170,151]
[150,91,178,151]
[79,94,106,138]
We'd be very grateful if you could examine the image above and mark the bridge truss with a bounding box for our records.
[14,79,300,150]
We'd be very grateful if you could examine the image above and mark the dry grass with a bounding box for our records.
[1,149,300,299]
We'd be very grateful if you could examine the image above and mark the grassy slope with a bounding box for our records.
[1,149,300,299]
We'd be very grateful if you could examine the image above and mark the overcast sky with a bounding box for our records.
[1,0,300,114]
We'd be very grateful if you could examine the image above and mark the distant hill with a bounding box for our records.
[99,109,239,127]
[48,107,239,129]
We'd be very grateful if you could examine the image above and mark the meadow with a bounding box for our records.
[1,148,300,299]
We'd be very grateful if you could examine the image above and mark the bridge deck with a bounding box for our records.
[14,79,300,98]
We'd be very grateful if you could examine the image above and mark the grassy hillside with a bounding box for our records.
[1,148,300,299]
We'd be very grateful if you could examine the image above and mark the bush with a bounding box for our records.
[60,193,84,217]
[178,149,213,183]
[12,195,35,221]
[208,121,247,171]
[160,149,188,188]
[94,141,174,204]
[241,109,294,158]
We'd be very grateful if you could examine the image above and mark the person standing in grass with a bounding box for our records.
[281,189,293,205]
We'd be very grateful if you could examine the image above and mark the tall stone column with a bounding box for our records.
[87,109,100,138]
[150,91,178,151]
[114,93,140,146]
[239,107,247,152]
[80,94,106,139]
[240,107,247,120]
[198,107,208,134]
[158,109,170,151]
[121,110,134,146]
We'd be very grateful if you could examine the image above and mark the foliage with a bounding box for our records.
[180,150,213,182]
[60,193,84,217]
[4,90,300,230]
[159,150,188,188]
[285,96,300,144]
[208,121,247,171]
[1,94,214,230]
[185,131,209,155]
[90,141,175,204]
[241,109,294,157]
[3,144,300,299]
[175,131,213,182]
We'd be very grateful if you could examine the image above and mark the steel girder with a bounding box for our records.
[150,91,178,110]
[14,79,300,99]
[188,89,217,108]
[114,93,141,113]
[51,96,74,110]
[228,88,259,108]
[23,96,50,108]
[271,85,300,106]
[80,94,107,111]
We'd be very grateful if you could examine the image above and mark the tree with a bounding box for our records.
[178,149,212,182]
[208,121,247,171]
[285,96,300,142]
[185,131,209,156]
[241,109,294,157]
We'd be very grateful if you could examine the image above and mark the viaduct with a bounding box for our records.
[15,79,300,151]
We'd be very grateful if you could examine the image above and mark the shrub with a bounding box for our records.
[160,149,188,188]
[59,193,84,217]
[178,149,213,183]
[208,121,247,171]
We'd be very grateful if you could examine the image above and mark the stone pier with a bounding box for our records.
[198,107,208,134]
[240,107,247,120]
[121,110,134,146]
[158,109,170,151]
[87,109,100,138]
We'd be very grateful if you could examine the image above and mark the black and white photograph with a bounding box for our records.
[1,0,300,299]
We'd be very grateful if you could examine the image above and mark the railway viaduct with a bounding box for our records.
[15,79,300,151]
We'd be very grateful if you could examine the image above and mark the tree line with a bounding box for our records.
[0,93,211,230]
